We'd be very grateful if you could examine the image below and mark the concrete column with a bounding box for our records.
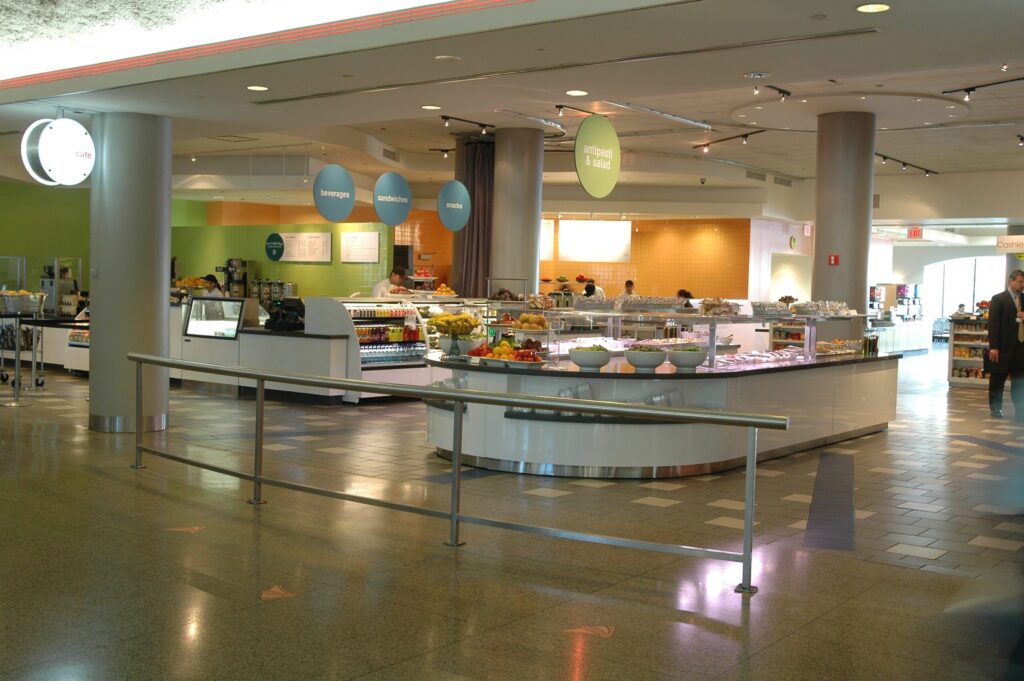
[491,128,543,294]
[450,139,468,293]
[812,112,876,316]
[88,113,171,433]
[1007,225,1024,278]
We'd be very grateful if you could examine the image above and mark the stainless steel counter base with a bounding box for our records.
[435,423,887,479]
[89,413,168,433]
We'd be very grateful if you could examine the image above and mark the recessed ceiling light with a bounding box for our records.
[945,104,956,109]
[744,71,770,79]
[737,113,748,118]
[858,96,867,100]
[923,121,933,125]
[754,105,764,110]
[421,105,442,111]
[947,114,960,118]
[800,99,808,103]
[434,55,461,61]
[911,98,922,103]
[856,3,891,13]
[880,126,889,130]
[750,122,758,126]
[212,195,224,199]
[565,89,589,97]
[246,85,269,91]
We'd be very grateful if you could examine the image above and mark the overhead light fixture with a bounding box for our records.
[601,100,713,130]
[754,105,764,110]
[764,84,792,102]
[925,171,931,177]
[190,155,196,162]
[944,76,1024,102]
[744,71,770,79]
[800,99,808,103]
[881,156,887,164]
[442,116,450,127]
[246,85,269,91]
[556,105,564,117]
[434,55,461,61]
[911,98,922,103]
[430,147,453,158]
[858,96,867,100]
[439,115,494,134]
[693,129,766,153]
[1002,63,1009,72]
[479,124,488,135]
[565,89,589,97]
[963,89,973,102]
[753,85,760,95]
[780,93,787,102]
[856,3,891,13]
[1018,135,1024,147]
[945,104,956,109]
[421,105,442,111]
[737,113,748,118]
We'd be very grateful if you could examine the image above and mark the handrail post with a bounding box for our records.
[735,426,759,594]
[248,379,267,505]
[444,400,465,547]
[131,360,145,469]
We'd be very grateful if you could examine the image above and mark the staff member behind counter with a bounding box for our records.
[371,266,411,298]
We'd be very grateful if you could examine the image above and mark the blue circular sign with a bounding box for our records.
[312,164,356,222]
[437,180,471,232]
[373,172,412,226]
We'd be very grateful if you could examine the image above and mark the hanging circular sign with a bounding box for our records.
[265,233,285,261]
[574,114,621,199]
[436,180,471,231]
[312,164,356,222]
[21,118,95,186]
[373,171,412,226]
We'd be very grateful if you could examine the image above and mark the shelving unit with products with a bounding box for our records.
[769,321,806,350]
[948,317,990,388]
[344,301,428,367]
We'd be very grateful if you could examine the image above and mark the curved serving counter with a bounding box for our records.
[424,351,899,478]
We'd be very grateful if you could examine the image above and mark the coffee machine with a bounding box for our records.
[216,259,249,298]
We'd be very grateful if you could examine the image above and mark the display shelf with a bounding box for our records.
[948,316,990,389]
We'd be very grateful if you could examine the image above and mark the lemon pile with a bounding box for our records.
[435,284,457,296]
[489,340,514,358]
[512,313,549,330]
[432,312,477,336]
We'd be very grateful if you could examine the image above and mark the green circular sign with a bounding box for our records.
[265,232,285,261]
[574,114,621,198]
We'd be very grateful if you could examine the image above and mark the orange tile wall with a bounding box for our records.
[393,214,453,287]
[540,218,750,298]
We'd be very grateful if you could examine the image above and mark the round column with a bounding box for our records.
[89,113,171,433]
[491,128,543,294]
[812,112,876,314]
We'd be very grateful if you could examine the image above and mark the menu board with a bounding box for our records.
[340,231,380,263]
[280,232,331,262]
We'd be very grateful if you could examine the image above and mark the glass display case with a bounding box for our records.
[339,300,429,367]
[184,297,255,340]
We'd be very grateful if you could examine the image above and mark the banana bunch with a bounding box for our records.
[432,312,478,336]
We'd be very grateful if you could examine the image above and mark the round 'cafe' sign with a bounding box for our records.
[373,171,412,226]
[573,114,621,199]
[265,233,285,261]
[312,164,356,222]
[436,180,471,231]
[21,118,96,186]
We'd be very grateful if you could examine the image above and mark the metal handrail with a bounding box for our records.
[128,352,789,595]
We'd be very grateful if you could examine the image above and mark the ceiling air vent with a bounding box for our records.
[0,129,20,136]
[773,176,792,187]
[382,147,400,162]
[873,194,880,209]
[745,170,766,182]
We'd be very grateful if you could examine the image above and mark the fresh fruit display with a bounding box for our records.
[575,274,588,283]
[435,284,457,296]
[527,294,553,309]
[414,267,432,277]
[512,313,549,330]
[470,340,543,362]
[555,275,569,283]
[539,276,553,283]
[174,276,207,288]
[431,312,478,336]
[489,288,523,301]
[519,338,544,352]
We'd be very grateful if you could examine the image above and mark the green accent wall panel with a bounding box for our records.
[171,223,394,297]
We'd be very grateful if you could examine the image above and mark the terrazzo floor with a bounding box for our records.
[1,347,1022,680]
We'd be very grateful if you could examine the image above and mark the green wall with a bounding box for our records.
[0,181,389,296]
[172,223,394,297]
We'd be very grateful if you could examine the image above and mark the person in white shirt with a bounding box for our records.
[372,266,409,298]
[618,279,637,298]
[201,274,224,298]
[586,278,606,298]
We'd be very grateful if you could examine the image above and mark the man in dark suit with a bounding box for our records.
[986,269,1024,419]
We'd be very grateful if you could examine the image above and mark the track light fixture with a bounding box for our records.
[753,85,760,95]
[943,76,1024,102]
[555,103,601,116]
[1018,135,1024,147]
[876,153,935,176]
[764,85,793,102]
[1002,63,1009,72]
[557,105,564,117]
[439,115,494,134]
[430,147,453,158]
[692,129,766,153]
[190,155,196,162]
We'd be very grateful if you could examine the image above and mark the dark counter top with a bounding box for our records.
[239,328,349,340]
[424,350,901,380]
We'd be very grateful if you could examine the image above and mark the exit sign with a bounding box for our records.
[828,254,839,266]
[907,226,923,239]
